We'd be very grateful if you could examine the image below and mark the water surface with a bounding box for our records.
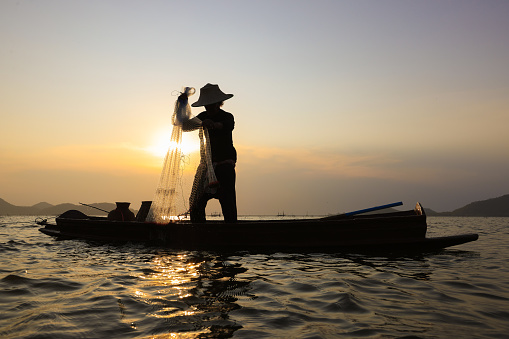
[1,216,508,338]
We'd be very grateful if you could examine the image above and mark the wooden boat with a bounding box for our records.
[36,202,478,252]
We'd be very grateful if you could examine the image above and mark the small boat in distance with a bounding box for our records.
[36,202,478,253]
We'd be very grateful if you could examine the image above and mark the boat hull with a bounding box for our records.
[36,204,479,252]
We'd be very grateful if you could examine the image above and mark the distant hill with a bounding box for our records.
[445,194,509,217]
[0,198,119,216]
[423,208,440,216]
[0,198,35,215]
[424,194,509,217]
[31,202,54,210]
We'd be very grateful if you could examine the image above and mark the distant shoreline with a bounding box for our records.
[2,194,509,217]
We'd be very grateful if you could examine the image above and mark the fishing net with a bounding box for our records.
[189,127,219,212]
[146,87,217,224]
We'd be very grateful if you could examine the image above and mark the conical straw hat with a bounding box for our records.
[191,83,233,107]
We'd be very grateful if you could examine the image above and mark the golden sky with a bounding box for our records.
[1,1,508,214]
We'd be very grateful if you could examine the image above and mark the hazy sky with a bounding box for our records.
[1,0,508,214]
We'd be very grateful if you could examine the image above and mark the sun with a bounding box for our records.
[146,129,200,157]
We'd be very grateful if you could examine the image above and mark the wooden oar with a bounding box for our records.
[79,202,109,213]
[321,201,403,220]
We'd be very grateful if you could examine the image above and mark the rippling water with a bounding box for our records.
[1,216,508,338]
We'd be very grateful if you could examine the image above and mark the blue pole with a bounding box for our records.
[344,201,403,216]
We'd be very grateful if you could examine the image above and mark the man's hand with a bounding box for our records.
[178,93,188,104]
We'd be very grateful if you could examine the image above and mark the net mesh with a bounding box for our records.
[189,127,219,212]
[146,87,217,224]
